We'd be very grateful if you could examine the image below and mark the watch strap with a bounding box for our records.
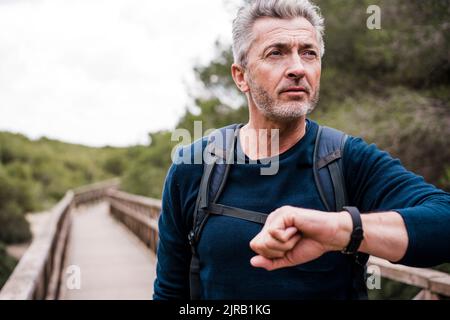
[341,206,364,255]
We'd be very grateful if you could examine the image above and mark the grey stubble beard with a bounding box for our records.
[247,76,320,122]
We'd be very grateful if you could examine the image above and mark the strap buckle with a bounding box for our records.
[188,230,195,246]
[188,230,197,255]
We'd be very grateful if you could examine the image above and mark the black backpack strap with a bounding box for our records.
[189,123,241,300]
[207,203,268,224]
[191,124,242,242]
[313,126,348,212]
[313,125,369,299]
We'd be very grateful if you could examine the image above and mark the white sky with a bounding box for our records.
[0,0,241,147]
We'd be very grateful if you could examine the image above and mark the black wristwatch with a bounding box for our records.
[341,206,364,255]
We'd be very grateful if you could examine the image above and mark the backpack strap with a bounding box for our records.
[190,124,242,245]
[207,203,268,224]
[189,123,242,299]
[313,126,348,212]
[313,125,369,299]
[189,124,271,299]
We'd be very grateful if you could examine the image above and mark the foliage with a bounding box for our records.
[121,132,175,198]
[0,242,17,289]
[311,87,450,190]
[0,132,127,243]
[0,166,33,243]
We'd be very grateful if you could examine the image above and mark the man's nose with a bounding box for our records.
[285,54,306,79]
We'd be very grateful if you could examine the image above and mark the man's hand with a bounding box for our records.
[249,206,352,271]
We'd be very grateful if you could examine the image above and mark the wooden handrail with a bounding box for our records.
[73,178,120,206]
[106,189,160,254]
[72,178,120,195]
[0,191,73,300]
[107,189,162,217]
[368,256,450,299]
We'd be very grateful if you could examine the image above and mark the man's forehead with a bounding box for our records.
[251,17,318,48]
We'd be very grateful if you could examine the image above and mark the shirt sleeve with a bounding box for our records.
[343,136,450,267]
[153,162,191,300]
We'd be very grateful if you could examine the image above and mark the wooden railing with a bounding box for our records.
[368,256,450,299]
[73,178,120,205]
[0,191,73,300]
[106,189,160,254]
[0,179,120,300]
[1,178,449,300]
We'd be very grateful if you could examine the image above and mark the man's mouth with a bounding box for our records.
[280,86,308,95]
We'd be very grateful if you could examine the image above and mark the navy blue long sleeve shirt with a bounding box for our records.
[153,119,450,300]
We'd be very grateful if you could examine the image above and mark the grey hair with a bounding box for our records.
[232,0,325,67]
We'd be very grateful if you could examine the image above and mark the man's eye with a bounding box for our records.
[269,50,282,56]
[302,51,317,58]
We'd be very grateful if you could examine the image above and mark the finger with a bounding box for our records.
[250,235,290,259]
[250,255,294,271]
[264,233,301,252]
[283,233,302,251]
[269,226,298,242]
[252,245,286,259]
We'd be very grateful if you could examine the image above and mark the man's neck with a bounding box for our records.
[239,114,307,160]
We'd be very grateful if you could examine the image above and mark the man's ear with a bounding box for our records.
[231,63,249,93]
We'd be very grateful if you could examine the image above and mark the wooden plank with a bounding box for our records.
[110,199,158,232]
[61,202,156,300]
[45,211,71,300]
[73,179,120,206]
[107,189,162,210]
[369,256,450,297]
[109,199,159,254]
[72,178,120,195]
[429,274,450,297]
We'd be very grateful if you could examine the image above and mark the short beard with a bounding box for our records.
[248,77,319,122]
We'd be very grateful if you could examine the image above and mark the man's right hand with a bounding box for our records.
[249,205,352,271]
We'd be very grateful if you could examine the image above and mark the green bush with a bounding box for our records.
[0,203,31,244]
[0,242,17,289]
[0,167,33,244]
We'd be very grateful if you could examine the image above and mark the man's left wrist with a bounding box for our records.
[329,211,353,251]
[340,206,364,254]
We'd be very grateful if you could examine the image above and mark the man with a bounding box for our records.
[153,0,450,299]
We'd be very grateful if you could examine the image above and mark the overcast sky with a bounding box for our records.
[0,0,241,147]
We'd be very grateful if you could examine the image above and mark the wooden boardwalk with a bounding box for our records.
[60,202,156,300]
